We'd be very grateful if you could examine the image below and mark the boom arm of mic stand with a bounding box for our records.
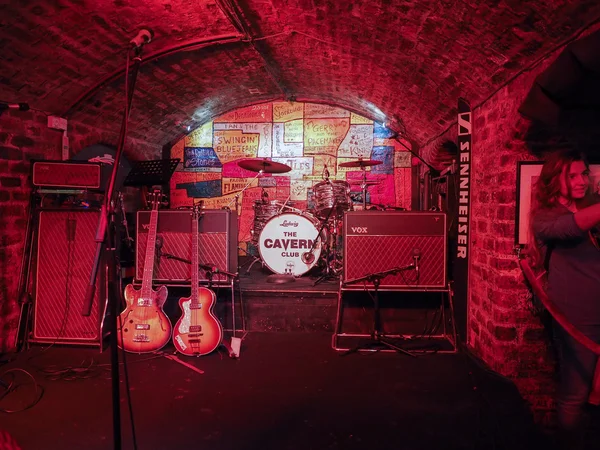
[344,263,415,286]
[225,170,263,212]
[160,252,239,280]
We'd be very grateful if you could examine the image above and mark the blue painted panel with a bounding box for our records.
[176,179,222,197]
[184,147,222,169]
[371,146,394,174]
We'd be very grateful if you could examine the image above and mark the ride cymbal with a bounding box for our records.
[349,180,380,186]
[237,159,292,173]
[338,158,383,168]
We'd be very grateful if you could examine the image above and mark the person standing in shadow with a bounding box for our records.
[528,148,600,450]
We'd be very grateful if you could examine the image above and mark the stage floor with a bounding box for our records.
[0,332,572,450]
[234,255,340,293]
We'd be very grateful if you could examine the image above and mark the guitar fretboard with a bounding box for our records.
[141,207,159,300]
[191,212,199,307]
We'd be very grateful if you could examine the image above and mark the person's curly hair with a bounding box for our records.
[526,148,594,269]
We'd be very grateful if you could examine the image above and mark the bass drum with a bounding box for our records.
[258,213,324,276]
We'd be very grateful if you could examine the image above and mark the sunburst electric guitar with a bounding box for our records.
[118,190,172,353]
[172,205,223,356]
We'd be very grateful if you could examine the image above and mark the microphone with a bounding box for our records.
[412,248,421,274]
[199,263,218,273]
[0,102,30,111]
[130,29,153,49]
[199,263,237,279]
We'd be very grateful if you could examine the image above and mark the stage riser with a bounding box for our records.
[165,288,447,334]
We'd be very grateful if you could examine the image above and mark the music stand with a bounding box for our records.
[342,266,418,357]
[123,158,180,187]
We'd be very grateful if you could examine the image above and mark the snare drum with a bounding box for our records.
[313,180,352,218]
[258,213,324,276]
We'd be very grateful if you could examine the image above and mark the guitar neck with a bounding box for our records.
[191,213,199,305]
[141,208,159,298]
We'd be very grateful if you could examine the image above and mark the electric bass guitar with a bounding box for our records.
[172,205,223,356]
[118,190,172,353]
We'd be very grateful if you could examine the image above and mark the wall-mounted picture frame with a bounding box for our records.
[515,161,600,246]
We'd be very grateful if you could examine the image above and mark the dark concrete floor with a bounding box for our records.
[0,331,558,450]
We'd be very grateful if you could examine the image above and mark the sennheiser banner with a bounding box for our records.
[453,98,472,342]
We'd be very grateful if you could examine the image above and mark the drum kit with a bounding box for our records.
[235,158,382,283]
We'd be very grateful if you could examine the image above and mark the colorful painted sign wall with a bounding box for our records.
[170,101,412,252]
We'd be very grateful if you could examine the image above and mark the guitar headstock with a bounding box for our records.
[148,189,163,210]
[192,200,204,219]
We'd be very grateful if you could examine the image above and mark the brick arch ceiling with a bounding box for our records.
[2,0,600,157]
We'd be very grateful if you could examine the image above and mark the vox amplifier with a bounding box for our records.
[343,211,447,289]
[136,209,238,284]
[33,209,104,344]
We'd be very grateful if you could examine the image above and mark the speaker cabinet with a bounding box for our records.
[343,211,447,289]
[136,209,238,284]
[33,210,104,344]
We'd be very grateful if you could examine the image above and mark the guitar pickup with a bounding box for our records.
[189,326,202,332]
[135,324,150,330]
[133,335,151,342]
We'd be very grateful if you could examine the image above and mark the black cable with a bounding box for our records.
[0,368,44,413]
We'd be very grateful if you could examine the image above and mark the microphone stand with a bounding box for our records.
[224,170,264,273]
[343,264,418,357]
[81,41,148,450]
[159,251,238,280]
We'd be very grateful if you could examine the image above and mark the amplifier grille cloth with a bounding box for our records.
[344,235,446,288]
[34,210,100,342]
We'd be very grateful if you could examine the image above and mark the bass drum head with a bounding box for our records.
[258,213,322,276]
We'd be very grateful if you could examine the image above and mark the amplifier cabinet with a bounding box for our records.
[33,209,103,344]
[343,211,447,289]
[136,209,238,284]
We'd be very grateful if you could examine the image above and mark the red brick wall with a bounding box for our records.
[420,28,600,424]
[0,109,62,352]
[0,110,161,352]
[465,68,556,424]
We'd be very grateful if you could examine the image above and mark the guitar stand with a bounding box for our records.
[341,268,417,357]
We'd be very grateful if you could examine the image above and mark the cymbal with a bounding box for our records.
[349,180,380,186]
[338,158,382,168]
[237,159,292,174]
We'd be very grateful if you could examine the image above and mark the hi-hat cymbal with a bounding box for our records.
[338,158,383,168]
[237,159,292,174]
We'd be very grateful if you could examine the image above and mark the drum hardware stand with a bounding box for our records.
[306,199,340,286]
[277,194,292,214]
[341,266,418,357]
[236,245,264,274]
[225,169,264,218]
[359,166,369,210]
[222,171,265,275]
